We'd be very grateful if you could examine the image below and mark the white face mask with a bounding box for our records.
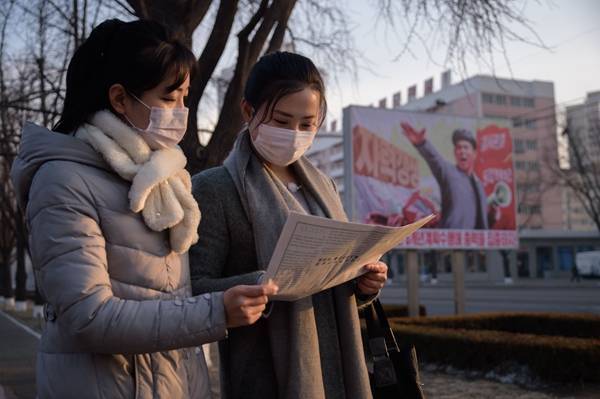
[125,93,189,149]
[251,124,317,166]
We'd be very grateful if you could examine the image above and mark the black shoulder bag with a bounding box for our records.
[364,299,425,399]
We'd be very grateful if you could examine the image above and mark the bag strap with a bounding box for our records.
[373,299,400,353]
[364,299,400,387]
[366,300,426,397]
[364,301,387,357]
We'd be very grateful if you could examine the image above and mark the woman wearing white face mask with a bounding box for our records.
[10,19,277,399]
[190,51,388,399]
[123,91,190,149]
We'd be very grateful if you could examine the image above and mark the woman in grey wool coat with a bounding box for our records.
[10,19,276,399]
[190,51,389,399]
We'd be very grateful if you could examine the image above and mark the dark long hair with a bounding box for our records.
[54,19,196,133]
[244,51,327,127]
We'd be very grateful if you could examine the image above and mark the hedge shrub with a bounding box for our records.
[380,312,600,383]
[388,312,600,339]
[379,304,428,317]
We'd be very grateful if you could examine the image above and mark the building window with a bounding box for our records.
[531,161,539,171]
[557,247,575,271]
[482,93,510,106]
[510,96,535,108]
[513,117,523,128]
[515,160,540,171]
[513,117,537,129]
[522,97,535,107]
[517,182,540,193]
[514,139,525,154]
[518,204,541,214]
[482,93,494,104]
[332,160,344,169]
[515,139,538,152]
[495,95,507,105]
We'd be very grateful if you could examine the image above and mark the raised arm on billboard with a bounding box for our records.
[401,122,450,185]
[401,122,426,145]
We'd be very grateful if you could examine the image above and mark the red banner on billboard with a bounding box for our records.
[475,125,517,230]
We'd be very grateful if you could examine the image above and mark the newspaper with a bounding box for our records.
[264,212,435,301]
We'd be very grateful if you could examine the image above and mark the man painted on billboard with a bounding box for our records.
[401,122,491,229]
[345,105,518,249]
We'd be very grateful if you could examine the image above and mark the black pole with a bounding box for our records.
[15,208,27,302]
[501,250,510,278]
[0,254,13,299]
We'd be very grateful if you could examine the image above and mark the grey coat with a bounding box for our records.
[189,167,271,398]
[416,139,489,229]
[10,123,227,399]
[190,164,373,399]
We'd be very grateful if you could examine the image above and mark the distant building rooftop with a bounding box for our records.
[307,132,342,155]
[400,74,554,112]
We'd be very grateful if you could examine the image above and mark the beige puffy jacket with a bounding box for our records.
[10,122,226,399]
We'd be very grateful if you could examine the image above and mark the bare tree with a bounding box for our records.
[123,0,301,171]
[0,0,19,300]
[0,0,115,303]
[120,0,543,173]
[13,0,116,126]
[0,0,550,301]
[375,0,546,78]
[3,0,548,172]
[553,105,600,231]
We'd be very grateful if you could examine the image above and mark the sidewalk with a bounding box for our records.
[390,277,600,290]
[0,307,597,398]
[0,310,38,399]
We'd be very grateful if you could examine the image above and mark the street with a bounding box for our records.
[380,278,600,315]
[0,311,38,399]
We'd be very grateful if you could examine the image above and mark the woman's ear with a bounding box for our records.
[240,99,254,123]
[109,84,128,115]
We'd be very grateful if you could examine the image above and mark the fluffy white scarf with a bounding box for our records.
[75,110,200,254]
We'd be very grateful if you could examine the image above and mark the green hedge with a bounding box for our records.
[380,304,427,317]
[385,314,600,383]
[389,312,600,339]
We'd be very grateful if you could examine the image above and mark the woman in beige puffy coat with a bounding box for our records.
[10,19,276,399]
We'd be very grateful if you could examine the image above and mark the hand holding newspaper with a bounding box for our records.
[264,212,435,301]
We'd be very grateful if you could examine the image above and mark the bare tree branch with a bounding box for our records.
[180,0,239,170]
[265,0,296,54]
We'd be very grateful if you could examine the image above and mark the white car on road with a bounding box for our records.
[576,251,600,277]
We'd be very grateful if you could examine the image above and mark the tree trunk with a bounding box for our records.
[195,0,296,172]
[181,0,239,173]
[126,0,213,47]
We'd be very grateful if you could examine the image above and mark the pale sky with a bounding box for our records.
[189,1,600,135]
[6,0,599,133]
[323,0,600,127]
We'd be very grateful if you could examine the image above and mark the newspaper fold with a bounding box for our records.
[265,212,435,301]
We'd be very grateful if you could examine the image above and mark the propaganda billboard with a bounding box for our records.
[343,105,518,249]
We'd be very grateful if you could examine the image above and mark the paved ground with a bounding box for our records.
[0,310,38,399]
[380,278,600,315]
[421,369,600,398]
[208,354,600,399]
[1,288,599,399]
